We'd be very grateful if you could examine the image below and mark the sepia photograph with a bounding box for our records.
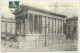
[1,1,79,52]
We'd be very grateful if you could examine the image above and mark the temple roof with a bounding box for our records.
[13,5,67,18]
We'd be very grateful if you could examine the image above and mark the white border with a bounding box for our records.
[0,0,79,53]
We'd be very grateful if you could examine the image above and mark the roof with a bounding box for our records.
[66,16,78,21]
[14,5,67,18]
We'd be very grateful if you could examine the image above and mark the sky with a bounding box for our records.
[1,1,79,19]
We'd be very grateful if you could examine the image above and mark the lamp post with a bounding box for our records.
[44,17,49,46]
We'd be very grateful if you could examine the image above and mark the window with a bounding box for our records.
[1,22,6,28]
[1,22,6,32]
[7,23,11,33]
[2,18,6,21]
[12,23,15,34]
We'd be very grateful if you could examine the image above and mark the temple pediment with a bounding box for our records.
[11,5,67,18]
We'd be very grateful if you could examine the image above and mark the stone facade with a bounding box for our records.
[13,5,67,47]
[1,17,15,38]
[66,16,78,39]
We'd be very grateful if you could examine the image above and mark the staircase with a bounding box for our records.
[66,43,77,51]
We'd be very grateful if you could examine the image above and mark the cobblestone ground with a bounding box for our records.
[1,37,77,52]
[1,42,77,52]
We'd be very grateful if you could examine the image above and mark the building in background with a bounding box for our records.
[1,17,15,38]
[66,16,78,39]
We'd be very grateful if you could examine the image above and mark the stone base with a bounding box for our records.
[37,34,67,47]
[16,34,67,48]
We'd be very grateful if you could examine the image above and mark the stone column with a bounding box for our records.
[33,14,34,34]
[50,18,52,34]
[53,18,55,34]
[48,17,50,34]
[57,19,58,35]
[25,14,28,34]
[17,18,19,33]
[28,13,29,34]
[58,19,59,34]
[56,19,58,35]
[24,14,27,34]
[22,16,23,34]
[20,18,21,33]
[19,18,21,34]
[37,15,39,34]
[46,16,48,34]
[52,18,53,34]
[42,16,45,34]
[55,18,56,34]
[24,15,25,34]
[21,17,23,34]
[15,17,17,34]
[62,20,63,34]
[59,19,60,34]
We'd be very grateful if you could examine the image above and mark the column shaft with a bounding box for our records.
[62,20,63,34]
[33,14,34,34]
[28,13,29,34]
[56,19,57,34]
[59,19,60,34]
[55,18,56,34]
